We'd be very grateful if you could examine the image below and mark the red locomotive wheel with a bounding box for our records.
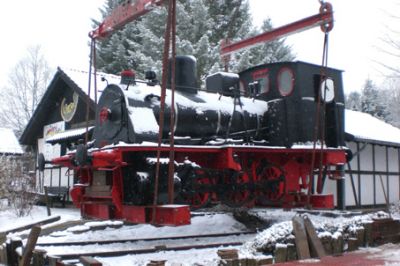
[188,177,211,209]
[254,162,286,205]
[178,168,211,210]
[221,170,253,208]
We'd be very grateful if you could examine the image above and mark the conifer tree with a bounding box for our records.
[361,79,390,122]
[93,0,294,85]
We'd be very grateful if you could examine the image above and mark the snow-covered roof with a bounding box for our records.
[345,109,400,146]
[0,128,23,154]
[61,68,120,102]
[46,127,94,144]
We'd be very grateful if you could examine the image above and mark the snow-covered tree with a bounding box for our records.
[382,77,400,127]
[361,79,390,122]
[345,91,362,111]
[93,0,294,84]
[0,45,52,137]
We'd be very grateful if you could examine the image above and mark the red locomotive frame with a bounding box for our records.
[51,144,346,225]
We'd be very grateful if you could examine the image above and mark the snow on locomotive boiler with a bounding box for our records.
[93,56,268,147]
[42,56,347,225]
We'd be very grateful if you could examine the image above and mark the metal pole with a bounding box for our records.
[167,0,177,204]
[336,173,345,210]
[153,0,173,213]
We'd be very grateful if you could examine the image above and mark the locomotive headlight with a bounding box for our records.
[99,107,111,124]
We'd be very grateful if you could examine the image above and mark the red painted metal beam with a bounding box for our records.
[89,0,165,40]
[220,2,334,56]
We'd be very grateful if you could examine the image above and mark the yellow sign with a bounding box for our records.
[61,92,79,122]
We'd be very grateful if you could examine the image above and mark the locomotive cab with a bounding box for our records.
[239,61,345,148]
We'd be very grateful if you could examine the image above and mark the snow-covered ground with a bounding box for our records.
[1,200,400,266]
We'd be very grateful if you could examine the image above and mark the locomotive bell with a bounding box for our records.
[168,55,198,94]
[120,69,136,85]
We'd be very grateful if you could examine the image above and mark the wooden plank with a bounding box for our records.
[17,220,88,240]
[217,249,239,260]
[19,226,41,266]
[303,216,325,258]
[292,216,310,259]
[40,220,88,237]
[0,216,60,235]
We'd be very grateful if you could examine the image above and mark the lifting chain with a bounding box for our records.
[307,0,332,207]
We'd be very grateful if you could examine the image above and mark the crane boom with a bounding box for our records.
[89,0,165,40]
[220,2,334,56]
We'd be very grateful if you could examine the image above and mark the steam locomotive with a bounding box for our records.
[43,55,347,224]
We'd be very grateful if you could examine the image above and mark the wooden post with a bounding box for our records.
[286,243,297,261]
[303,215,325,258]
[274,244,288,263]
[0,243,8,264]
[44,186,51,216]
[80,256,102,266]
[292,216,310,259]
[347,237,358,251]
[6,238,23,266]
[0,232,6,245]
[332,233,344,254]
[19,226,41,266]
[356,227,365,247]
[363,222,373,247]
[32,249,47,266]
[319,234,333,255]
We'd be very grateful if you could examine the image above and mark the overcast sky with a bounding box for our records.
[0,0,398,94]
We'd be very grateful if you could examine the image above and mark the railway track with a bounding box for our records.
[37,231,255,246]
[36,231,255,261]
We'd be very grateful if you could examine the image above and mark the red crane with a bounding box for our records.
[89,0,166,40]
[220,2,333,59]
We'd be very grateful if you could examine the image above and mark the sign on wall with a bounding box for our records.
[42,121,65,160]
[61,92,79,122]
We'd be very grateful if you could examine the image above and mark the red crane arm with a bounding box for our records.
[220,2,334,56]
[89,0,166,40]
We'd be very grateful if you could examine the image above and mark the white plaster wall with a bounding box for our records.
[345,141,400,207]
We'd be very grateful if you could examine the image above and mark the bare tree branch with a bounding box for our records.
[0,45,52,137]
